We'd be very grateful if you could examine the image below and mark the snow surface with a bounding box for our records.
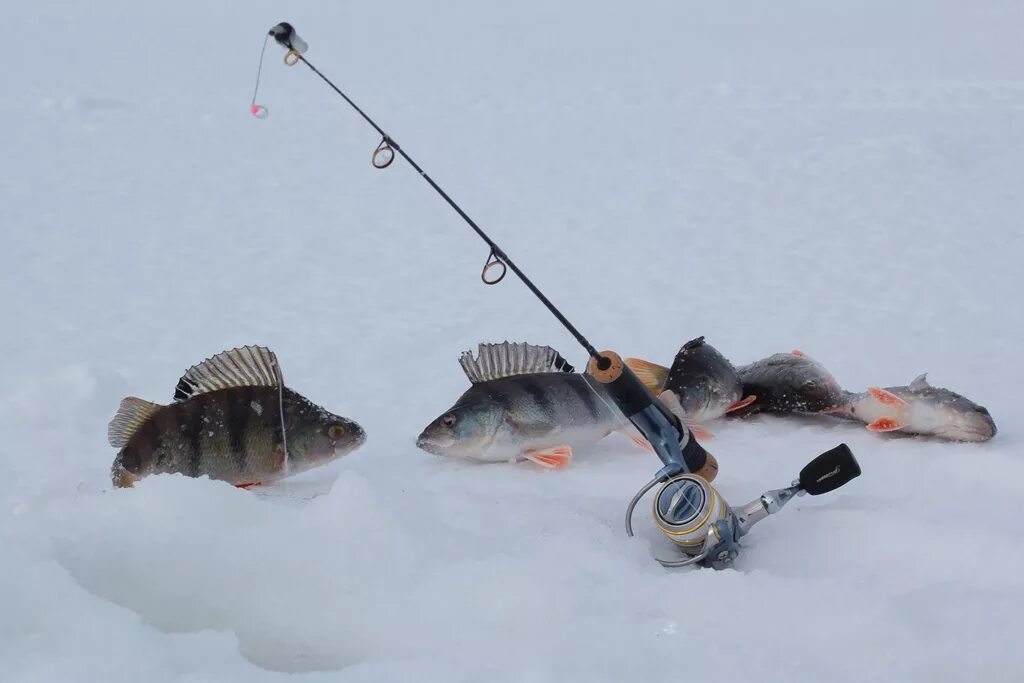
[2,1,1023,680]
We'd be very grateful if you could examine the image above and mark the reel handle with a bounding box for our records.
[798,443,861,496]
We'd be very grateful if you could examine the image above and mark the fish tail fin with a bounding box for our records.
[108,397,161,448]
[623,358,669,394]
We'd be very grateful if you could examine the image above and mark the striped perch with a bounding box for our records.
[416,342,640,469]
[108,346,365,488]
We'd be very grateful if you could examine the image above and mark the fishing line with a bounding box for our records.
[249,34,271,119]
[270,354,290,476]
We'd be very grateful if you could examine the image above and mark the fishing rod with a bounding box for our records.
[251,22,862,568]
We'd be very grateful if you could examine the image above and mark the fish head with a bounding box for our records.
[416,399,504,460]
[922,390,997,442]
[795,377,842,410]
[287,411,367,471]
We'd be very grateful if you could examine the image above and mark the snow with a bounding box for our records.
[2,0,1023,680]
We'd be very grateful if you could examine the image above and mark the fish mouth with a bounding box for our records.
[940,424,996,442]
[416,432,446,456]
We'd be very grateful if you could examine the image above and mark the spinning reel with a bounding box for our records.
[626,444,860,569]
[586,351,861,569]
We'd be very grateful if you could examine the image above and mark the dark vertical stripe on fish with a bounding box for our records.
[152,410,171,469]
[569,376,603,421]
[518,377,555,416]
[488,388,514,413]
[227,387,250,477]
[184,399,205,477]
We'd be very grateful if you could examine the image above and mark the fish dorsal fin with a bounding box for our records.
[108,397,162,448]
[909,373,930,390]
[458,342,574,383]
[173,345,283,401]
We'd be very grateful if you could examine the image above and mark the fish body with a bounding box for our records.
[661,337,751,422]
[625,337,755,439]
[735,351,846,415]
[108,346,365,487]
[416,343,626,467]
[828,374,996,442]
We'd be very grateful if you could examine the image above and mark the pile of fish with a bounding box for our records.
[625,337,997,443]
[107,339,996,487]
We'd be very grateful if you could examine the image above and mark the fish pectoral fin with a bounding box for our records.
[618,427,654,452]
[867,417,905,432]
[623,358,669,394]
[524,446,573,469]
[867,387,909,408]
[682,418,715,442]
[725,395,757,414]
[658,390,715,441]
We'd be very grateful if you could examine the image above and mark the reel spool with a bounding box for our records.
[627,444,861,569]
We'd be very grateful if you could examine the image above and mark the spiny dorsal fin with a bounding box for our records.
[108,397,162,448]
[458,342,574,383]
[173,345,283,401]
[909,373,930,390]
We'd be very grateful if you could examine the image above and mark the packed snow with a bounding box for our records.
[2,1,1023,681]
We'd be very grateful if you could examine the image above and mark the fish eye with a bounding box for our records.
[327,424,347,440]
[441,413,457,428]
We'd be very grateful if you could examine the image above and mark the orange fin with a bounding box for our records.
[683,419,715,442]
[867,417,904,432]
[659,390,716,441]
[623,358,669,394]
[111,466,138,489]
[619,428,654,452]
[791,349,806,357]
[725,395,757,413]
[524,446,573,469]
[235,481,263,489]
[868,387,908,407]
